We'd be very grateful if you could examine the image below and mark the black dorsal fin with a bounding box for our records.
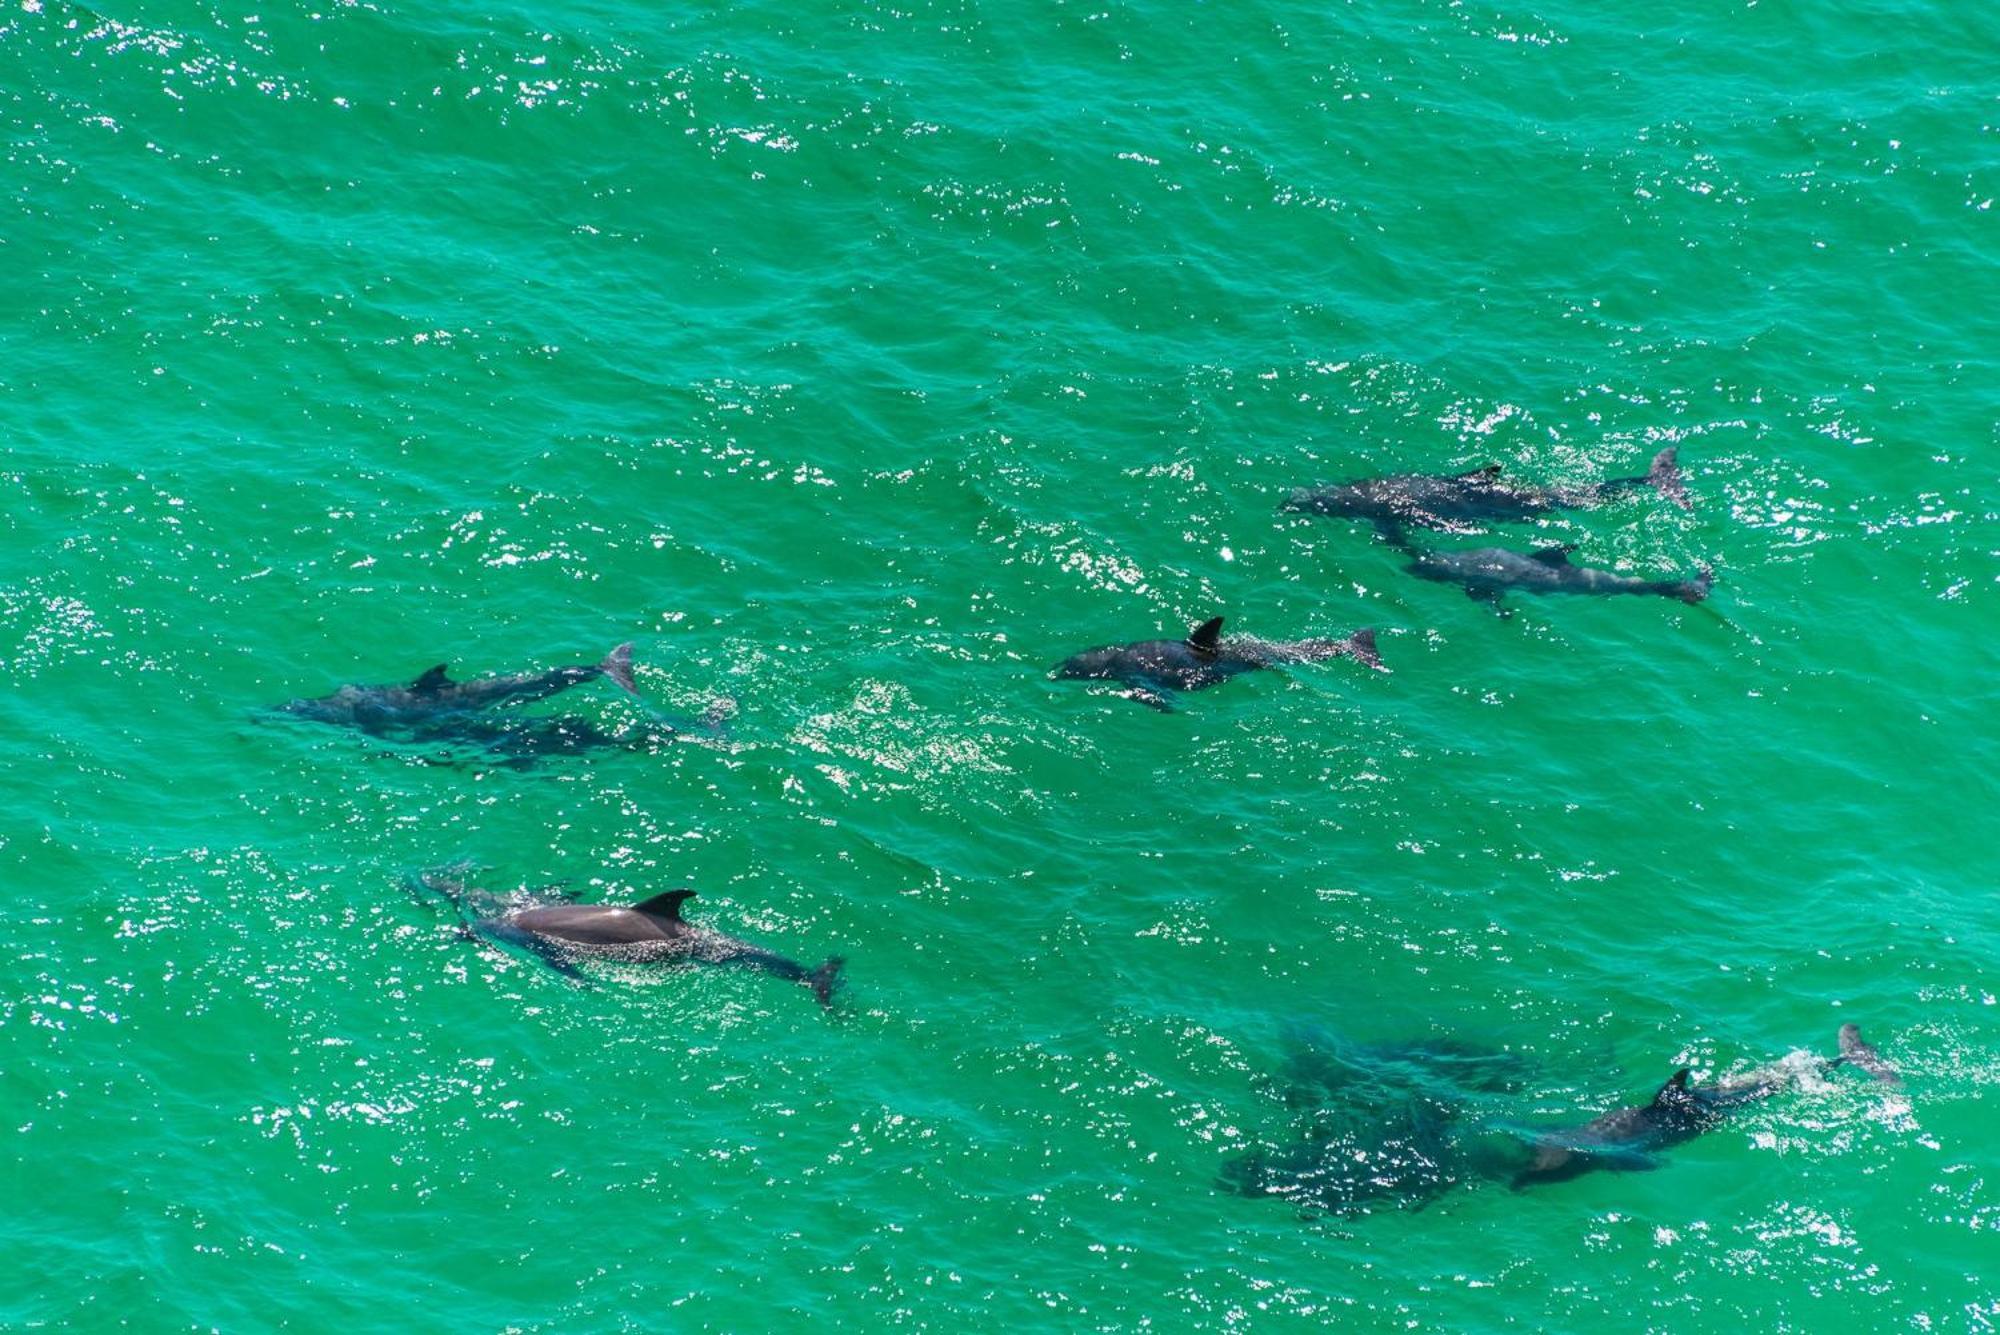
[412,664,452,694]
[1530,544,1577,566]
[1457,463,1504,480]
[632,889,696,921]
[1186,617,1225,653]
[1652,1068,1693,1104]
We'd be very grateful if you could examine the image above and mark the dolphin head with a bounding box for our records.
[1280,483,1365,518]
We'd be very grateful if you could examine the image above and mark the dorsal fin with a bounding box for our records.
[1530,544,1577,566]
[1186,617,1225,653]
[1652,1068,1693,1104]
[411,664,452,694]
[1457,463,1504,480]
[632,889,695,921]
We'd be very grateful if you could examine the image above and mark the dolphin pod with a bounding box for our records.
[1053,616,1384,711]
[260,442,1898,1215]
[412,867,844,1008]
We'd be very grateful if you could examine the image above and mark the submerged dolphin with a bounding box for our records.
[280,643,640,735]
[414,868,844,1007]
[1400,541,1712,614]
[1053,616,1385,711]
[1506,1026,1901,1187]
[394,715,674,768]
[1283,447,1689,534]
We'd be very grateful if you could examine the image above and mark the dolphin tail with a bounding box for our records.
[1836,1023,1903,1085]
[1344,628,1387,672]
[1647,447,1690,509]
[1671,566,1714,604]
[807,956,846,1009]
[1608,447,1690,508]
[601,642,639,696]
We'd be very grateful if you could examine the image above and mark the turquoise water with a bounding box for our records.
[5,0,1997,1326]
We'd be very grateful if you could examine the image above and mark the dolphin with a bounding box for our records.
[413,868,843,1007]
[1398,541,1712,614]
[278,643,640,735]
[1506,1026,1901,1187]
[1053,616,1385,711]
[389,704,732,769]
[1282,447,1689,534]
[393,715,668,768]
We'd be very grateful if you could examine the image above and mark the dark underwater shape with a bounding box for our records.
[1219,1094,1465,1215]
[1282,447,1689,534]
[1220,1030,1533,1216]
[1399,541,1712,614]
[412,867,843,1007]
[1052,616,1385,711]
[1275,1029,1535,1109]
[278,642,640,735]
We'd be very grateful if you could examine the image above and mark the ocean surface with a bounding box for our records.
[4,0,1996,1327]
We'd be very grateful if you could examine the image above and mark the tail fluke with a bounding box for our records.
[1345,628,1387,672]
[1674,566,1714,604]
[1648,447,1690,509]
[807,956,846,1009]
[601,642,638,696]
[1837,1023,1902,1085]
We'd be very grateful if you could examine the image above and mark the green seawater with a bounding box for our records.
[4,0,1997,1326]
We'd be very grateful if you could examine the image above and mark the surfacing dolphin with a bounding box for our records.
[1053,616,1385,711]
[413,867,844,1008]
[1504,1025,1902,1188]
[279,643,640,736]
[1398,540,1712,615]
[1282,447,1688,534]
